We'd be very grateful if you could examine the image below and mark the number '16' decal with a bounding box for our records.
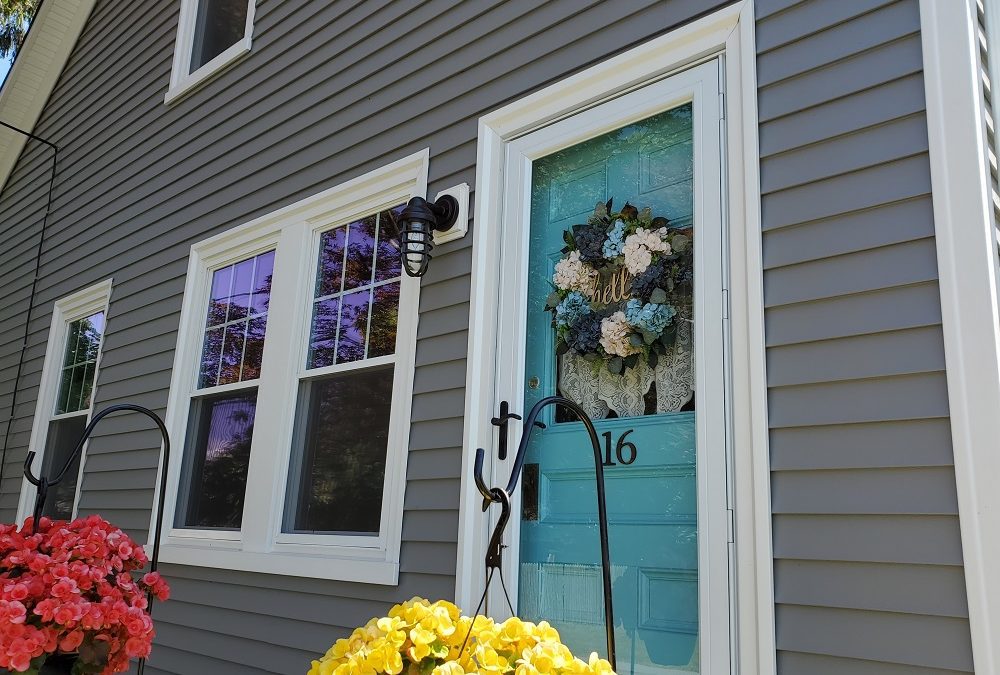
[601,429,637,466]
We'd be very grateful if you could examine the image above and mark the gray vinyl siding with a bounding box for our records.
[757,0,974,673]
[0,1,729,673]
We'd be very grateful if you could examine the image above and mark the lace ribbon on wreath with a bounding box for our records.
[558,319,694,418]
[656,318,694,413]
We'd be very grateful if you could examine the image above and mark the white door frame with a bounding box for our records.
[457,3,775,673]
[492,60,727,674]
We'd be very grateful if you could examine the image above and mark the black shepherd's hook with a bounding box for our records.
[472,395,617,670]
[23,403,171,675]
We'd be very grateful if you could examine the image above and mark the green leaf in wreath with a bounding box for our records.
[642,330,658,345]
[582,351,600,362]
[628,333,644,348]
[648,350,659,369]
[660,325,677,349]
[608,356,624,374]
[593,201,608,219]
[639,207,653,225]
[556,340,570,356]
[649,288,668,304]
[606,197,614,213]
[563,230,576,249]
[545,291,561,310]
[623,353,639,369]
[621,203,638,220]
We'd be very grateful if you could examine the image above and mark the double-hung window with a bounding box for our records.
[158,151,426,584]
[166,0,256,103]
[19,280,112,522]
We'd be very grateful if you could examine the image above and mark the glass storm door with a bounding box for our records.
[507,62,729,675]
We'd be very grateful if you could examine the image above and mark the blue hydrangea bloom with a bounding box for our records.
[566,313,602,353]
[602,219,627,258]
[624,298,676,335]
[555,291,592,327]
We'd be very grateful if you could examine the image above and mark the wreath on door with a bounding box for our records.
[545,199,693,375]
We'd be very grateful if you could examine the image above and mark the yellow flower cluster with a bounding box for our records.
[307,598,615,675]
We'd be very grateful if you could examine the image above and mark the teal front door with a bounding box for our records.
[512,77,726,675]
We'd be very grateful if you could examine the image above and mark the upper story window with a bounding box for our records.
[166,0,256,104]
[157,151,428,584]
[18,281,112,522]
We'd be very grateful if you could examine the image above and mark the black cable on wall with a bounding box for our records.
[0,120,58,497]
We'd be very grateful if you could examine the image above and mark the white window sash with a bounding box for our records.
[16,279,113,524]
[165,0,257,105]
[154,149,427,585]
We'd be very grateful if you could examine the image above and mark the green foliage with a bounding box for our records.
[0,0,37,60]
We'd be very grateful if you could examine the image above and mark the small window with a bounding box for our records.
[175,250,273,530]
[157,150,428,584]
[166,0,256,104]
[191,0,251,72]
[19,282,111,523]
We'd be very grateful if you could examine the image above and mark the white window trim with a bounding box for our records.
[456,3,775,673]
[151,149,427,585]
[16,279,113,524]
[920,2,1000,672]
[164,0,256,105]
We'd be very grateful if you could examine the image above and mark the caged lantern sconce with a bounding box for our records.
[391,183,469,277]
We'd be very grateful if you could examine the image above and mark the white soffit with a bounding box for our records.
[0,0,96,192]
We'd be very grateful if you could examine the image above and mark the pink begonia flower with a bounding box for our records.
[0,515,169,673]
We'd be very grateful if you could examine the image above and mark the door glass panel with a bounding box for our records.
[519,103,699,673]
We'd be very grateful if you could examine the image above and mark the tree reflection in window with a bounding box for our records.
[308,206,403,368]
[55,311,105,415]
[181,391,257,529]
[286,367,393,534]
[199,250,273,388]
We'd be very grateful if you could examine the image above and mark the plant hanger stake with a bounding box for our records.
[22,403,171,675]
[473,395,617,670]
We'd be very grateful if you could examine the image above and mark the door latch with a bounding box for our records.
[491,400,522,461]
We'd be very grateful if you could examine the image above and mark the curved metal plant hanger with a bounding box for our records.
[465,395,617,671]
[23,404,171,675]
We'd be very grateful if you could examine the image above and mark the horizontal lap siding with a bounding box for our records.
[757,0,973,672]
[0,0,729,673]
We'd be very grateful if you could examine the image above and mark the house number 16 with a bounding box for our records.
[601,429,637,466]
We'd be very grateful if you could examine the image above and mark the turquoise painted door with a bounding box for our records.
[517,103,701,674]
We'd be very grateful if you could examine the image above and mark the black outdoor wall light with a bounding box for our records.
[395,194,461,277]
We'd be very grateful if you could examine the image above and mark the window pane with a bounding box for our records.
[344,216,376,291]
[40,416,87,520]
[250,250,274,315]
[227,257,255,322]
[242,316,266,380]
[375,206,403,283]
[284,367,393,534]
[191,0,248,72]
[178,391,257,529]
[308,298,340,369]
[315,227,346,298]
[337,289,370,364]
[199,251,273,388]
[368,282,399,358]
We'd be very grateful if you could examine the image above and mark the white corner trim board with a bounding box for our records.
[457,2,774,673]
[920,2,1000,673]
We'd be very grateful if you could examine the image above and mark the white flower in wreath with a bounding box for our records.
[600,311,641,357]
[553,250,598,296]
[622,227,672,275]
